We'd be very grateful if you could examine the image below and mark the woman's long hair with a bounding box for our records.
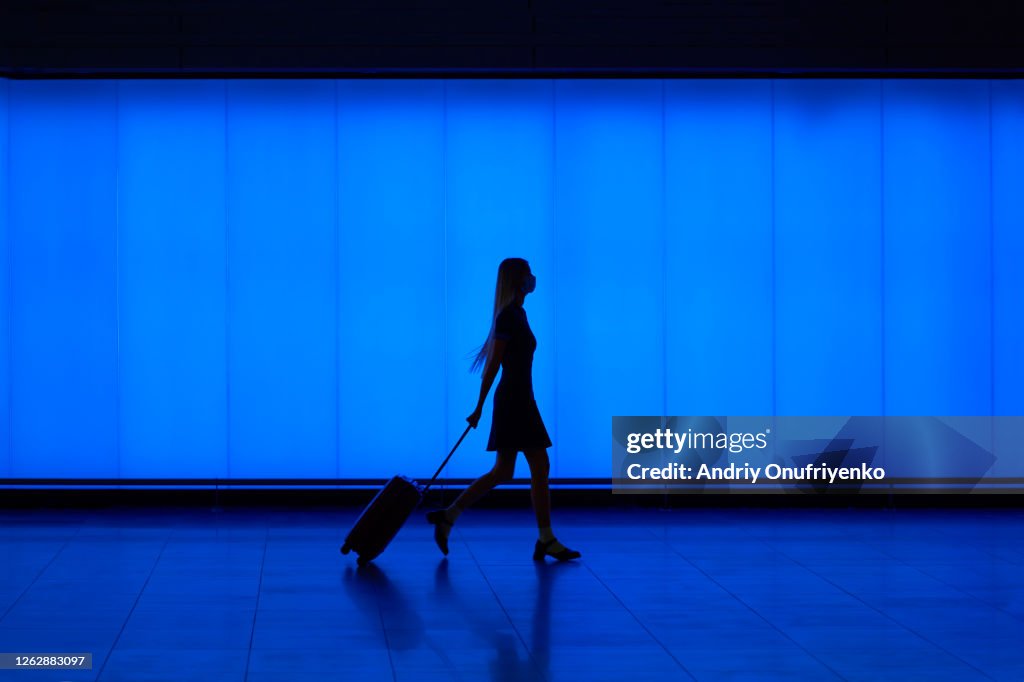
[469,258,530,373]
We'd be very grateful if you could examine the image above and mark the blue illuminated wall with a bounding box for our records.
[0,78,1022,482]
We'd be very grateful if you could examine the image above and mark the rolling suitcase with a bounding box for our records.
[340,424,472,565]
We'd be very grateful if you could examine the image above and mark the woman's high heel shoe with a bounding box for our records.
[425,510,452,556]
[533,538,581,562]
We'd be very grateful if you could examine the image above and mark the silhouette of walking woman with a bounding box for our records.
[426,258,581,562]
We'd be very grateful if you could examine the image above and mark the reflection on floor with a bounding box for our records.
[0,505,1021,681]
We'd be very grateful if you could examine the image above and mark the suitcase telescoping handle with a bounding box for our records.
[421,423,473,495]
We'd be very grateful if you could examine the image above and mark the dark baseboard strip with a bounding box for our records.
[4,69,1024,80]
[0,488,1022,509]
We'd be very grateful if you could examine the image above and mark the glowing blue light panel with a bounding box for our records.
[226,80,338,478]
[9,80,118,478]
[665,80,773,416]
[444,79,556,478]
[117,80,227,478]
[336,80,446,479]
[0,79,7,478]
[992,81,1024,478]
[0,77,1019,484]
[555,80,665,478]
[883,80,991,416]
[774,80,883,415]
[993,80,1024,417]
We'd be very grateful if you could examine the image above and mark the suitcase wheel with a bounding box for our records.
[340,543,351,555]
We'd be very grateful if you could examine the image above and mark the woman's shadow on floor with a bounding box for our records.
[341,556,579,681]
[433,556,581,680]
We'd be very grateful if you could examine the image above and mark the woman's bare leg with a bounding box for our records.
[522,448,551,528]
[523,448,579,559]
[451,450,517,513]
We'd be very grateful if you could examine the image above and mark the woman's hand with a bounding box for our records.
[467,407,483,429]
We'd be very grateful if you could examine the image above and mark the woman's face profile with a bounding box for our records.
[522,264,536,295]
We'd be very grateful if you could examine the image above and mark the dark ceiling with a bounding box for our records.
[2,0,1022,76]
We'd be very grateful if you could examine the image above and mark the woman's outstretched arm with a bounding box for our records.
[467,338,506,428]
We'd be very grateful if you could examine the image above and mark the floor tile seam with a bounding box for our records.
[828,530,1024,627]
[242,525,270,682]
[881,530,1007,563]
[873,512,1024,569]
[580,544,699,682]
[755,536,998,681]
[459,530,551,682]
[93,533,173,681]
[642,511,772,547]
[662,542,850,682]
[369,562,400,682]
[0,525,85,624]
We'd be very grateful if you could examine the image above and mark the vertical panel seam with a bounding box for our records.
[880,80,886,419]
[334,79,341,481]
[114,80,121,480]
[550,78,558,478]
[5,79,11,477]
[988,80,995,418]
[770,80,777,418]
[660,79,667,421]
[660,79,668,511]
[879,79,887,482]
[224,80,231,481]
[442,80,449,481]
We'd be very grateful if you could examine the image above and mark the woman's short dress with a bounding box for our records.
[486,303,552,452]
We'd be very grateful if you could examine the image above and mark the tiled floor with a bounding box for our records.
[0,505,1021,681]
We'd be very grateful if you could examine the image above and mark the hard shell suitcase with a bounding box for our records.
[340,424,472,565]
